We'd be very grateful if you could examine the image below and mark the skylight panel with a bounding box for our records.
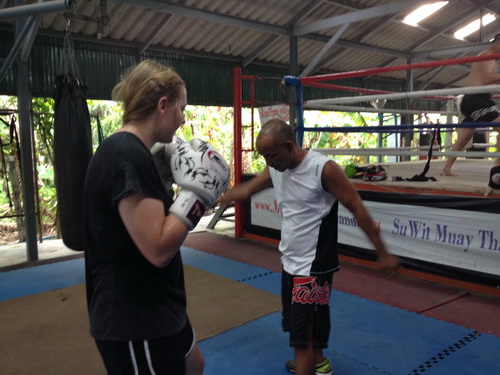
[453,13,496,40]
[403,2,449,26]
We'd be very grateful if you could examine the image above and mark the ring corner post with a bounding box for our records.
[285,75,304,147]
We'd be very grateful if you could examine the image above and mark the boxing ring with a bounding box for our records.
[232,54,500,288]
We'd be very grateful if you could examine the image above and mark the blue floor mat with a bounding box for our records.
[1,246,499,374]
[329,290,473,374]
[199,295,500,375]
[0,257,85,301]
[198,312,291,375]
[408,331,500,375]
[182,247,500,375]
[181,246,272,280]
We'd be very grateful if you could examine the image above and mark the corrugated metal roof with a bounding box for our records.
[2,0,500,94]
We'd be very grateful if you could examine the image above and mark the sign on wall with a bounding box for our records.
[258,104,290,125]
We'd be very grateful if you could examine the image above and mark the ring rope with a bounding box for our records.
[305,103,457,115]
[306,84,500,106]
[314,148,500,158]
[304,81,453,101]
[302,122,500,133]
[299,53,500,83]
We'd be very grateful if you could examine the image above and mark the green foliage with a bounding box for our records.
[0,96,125,238]
[87,100,122,150]
[251,150,267,172]
[37,165,57,224]
[180,105,234,162]
[0,95,398,240]
[311,130,330,149]
[0,97,20,221]
[301,110,385,166]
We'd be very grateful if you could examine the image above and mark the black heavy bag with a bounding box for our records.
[53,74,92,250]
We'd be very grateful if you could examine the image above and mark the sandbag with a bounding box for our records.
[53,73,92,251]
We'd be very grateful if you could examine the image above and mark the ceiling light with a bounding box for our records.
[403,2,449,26]
[453,13,496,40]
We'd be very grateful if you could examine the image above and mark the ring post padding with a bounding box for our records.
[285,75,304,147]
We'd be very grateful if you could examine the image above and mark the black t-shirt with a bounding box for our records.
[83,132,187,341]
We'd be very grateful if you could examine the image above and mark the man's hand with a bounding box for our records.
[377,253,401,275]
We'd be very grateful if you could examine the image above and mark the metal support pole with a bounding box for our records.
[0,0,76,20]
[402,57,414,161]
[445,99,456,147]
[0,15,36,83]
[15,12,38,261]
[233,67,244,238]
[377,113,384,163]
[289,35,298,129]
[296,83,304,147]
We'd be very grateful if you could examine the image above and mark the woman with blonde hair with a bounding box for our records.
[83,60,204,374]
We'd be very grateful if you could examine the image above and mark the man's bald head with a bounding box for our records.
[255,119,304,171]
[257,119,296,148]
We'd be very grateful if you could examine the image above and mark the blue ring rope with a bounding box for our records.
[302,122,499,133]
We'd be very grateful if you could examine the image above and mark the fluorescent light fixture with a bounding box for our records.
[453,13,496,40]
[403,1,449,26]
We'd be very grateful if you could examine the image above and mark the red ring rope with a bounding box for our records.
[301,53,500,83]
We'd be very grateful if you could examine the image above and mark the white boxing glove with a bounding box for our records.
[169,138,230,230]
[151,136,185,192]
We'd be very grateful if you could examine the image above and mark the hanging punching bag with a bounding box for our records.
[53,25,92,251]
